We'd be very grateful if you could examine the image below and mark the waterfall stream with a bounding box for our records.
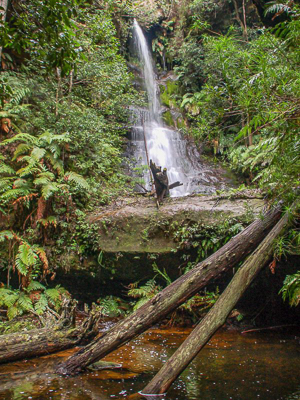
[130,20,227,196]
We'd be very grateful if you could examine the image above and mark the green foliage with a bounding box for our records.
[279,271,300,307]
[0,0,86,76]
[0,284,68,320]
[128,279,162,311]
[127,263,220,323]
[97,296,127,318]
[182,22,299,202]
[169,218,245,268]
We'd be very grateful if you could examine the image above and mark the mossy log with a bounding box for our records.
[0,306,100,364]
[56,206,281,376]
[142,209,290,395]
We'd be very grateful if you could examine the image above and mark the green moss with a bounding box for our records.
[163,110,175,127]
[176,117,186,130]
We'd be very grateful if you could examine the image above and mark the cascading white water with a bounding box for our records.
[130,20,226,196]
[133,20,159,121]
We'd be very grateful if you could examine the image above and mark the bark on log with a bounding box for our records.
[56,206,281,375]
[0,307,100,364]
[142,210,290,395]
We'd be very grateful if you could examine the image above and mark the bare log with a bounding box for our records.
[142,210,290,395]
[56,206,281,375]
[0,305,100,364]
[168,181,183,190]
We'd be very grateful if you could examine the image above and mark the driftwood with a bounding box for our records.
[56,205,281,375]
[150,160,183,204]
[142,210,290,395]
[0,300,101,365]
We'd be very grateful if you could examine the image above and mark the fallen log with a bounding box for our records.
[0,302,100,365]
[56,205,281,375]
[141,208,291,395]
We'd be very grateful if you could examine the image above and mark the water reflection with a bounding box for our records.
[0,328,299,400]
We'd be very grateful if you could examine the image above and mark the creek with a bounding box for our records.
[0,327,299,400]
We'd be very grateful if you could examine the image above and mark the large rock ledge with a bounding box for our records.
[88,194,265,254]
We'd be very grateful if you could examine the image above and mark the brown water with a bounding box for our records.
[0,328,299,400]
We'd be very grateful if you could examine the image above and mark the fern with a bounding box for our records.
[31,147,46,161]
[97,296,125,317]
[264,3,292,17]
[0,163,15,175]
[13,143,32,160]
[279,271,300,307]
[65,171,90,190]
[41,182,60,199]
[18,243,36,266]
[0,289,19,307]
[7,306,20,320]
[34,293,48,315]
[26,281,46,292]
[37,216,57,228]
[0,133,38,146]
[16,292,34,312]
[0,230,14,242]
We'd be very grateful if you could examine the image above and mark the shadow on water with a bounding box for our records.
[0,328,299,400]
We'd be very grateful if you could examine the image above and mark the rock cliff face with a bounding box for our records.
[88,194,264,254]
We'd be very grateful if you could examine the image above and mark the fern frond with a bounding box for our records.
[65,171,89,190]
[34,293,48,315]
[0,177,14,191]
[18,243,37,267]
[265,3,292,16]
[16,165,40,178]
[13,143,32,160]
[133,297,149,311]
[7,305,20,320]
[41,182,60,199]
[45,288,60,306]
[31,147,46,161]
[0,230,14,242]
[0,133,38,146]
[33,171,55,186]
[16,292,34,312]
[0,288,19,307]
[1,188,31,201]
[37,216,57,228]
[33,246,49,271]
[27,281,46,292]
[0,163,15,175]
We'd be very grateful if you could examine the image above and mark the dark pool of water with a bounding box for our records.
[0,328,299,400]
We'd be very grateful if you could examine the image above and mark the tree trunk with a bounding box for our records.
[56,206,281,375]
[0,309,100,364]
[141,210,290,395]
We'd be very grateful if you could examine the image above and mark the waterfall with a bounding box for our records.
[130,20,226,197]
